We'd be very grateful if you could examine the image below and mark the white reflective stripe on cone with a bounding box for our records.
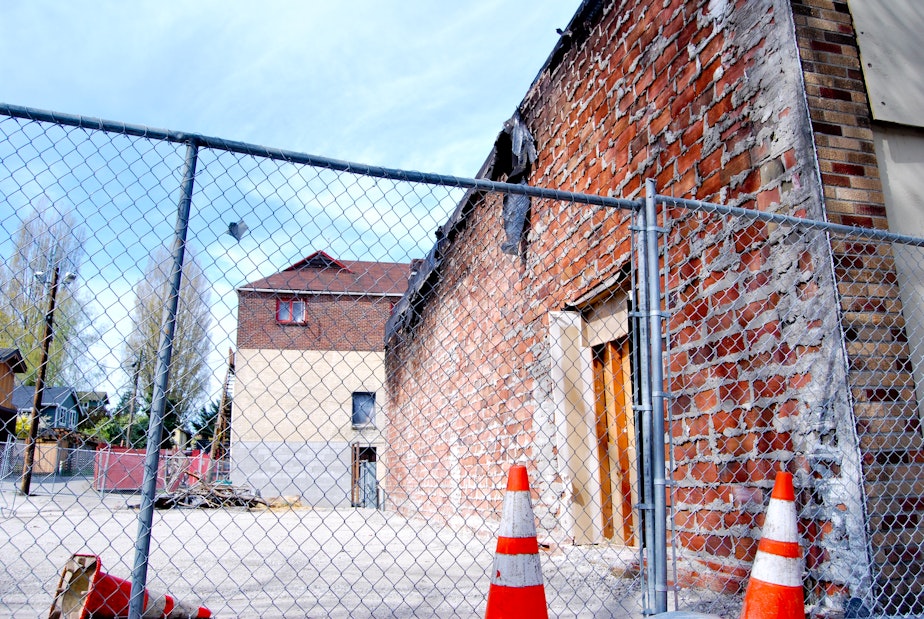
[762,499,798,543]
[491,553,544,588]
[141,592,168,618]
[168,599,207,618]
[750,552,802,588]
[498,491,537,539]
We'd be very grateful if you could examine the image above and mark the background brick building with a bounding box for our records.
[385,0,924,613]
[234,251,408,507]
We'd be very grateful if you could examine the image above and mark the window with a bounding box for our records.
[352,392,375,428]
[51,407,77,429]
[276,299,306,324]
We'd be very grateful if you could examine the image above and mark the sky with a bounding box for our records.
[0,1,582,410]
[1,1,580,176]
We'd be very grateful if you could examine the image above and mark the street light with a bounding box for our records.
[19,265,77,496]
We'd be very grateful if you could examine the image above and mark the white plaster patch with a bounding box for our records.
[708,0,728,21]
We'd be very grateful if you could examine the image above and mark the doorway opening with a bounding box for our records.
[351,445,378,508]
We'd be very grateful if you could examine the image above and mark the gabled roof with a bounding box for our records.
[0,348,27,374]
[238,251,410,296]
[12,386,80,411]
[284,251,352,273]
[78,391,109,407]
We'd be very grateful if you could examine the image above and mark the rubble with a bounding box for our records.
[152,481,267,510]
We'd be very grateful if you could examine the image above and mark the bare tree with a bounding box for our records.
[123,247,213,444]
[0,201,91,387]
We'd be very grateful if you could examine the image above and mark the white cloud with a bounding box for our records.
[0,0,579,174]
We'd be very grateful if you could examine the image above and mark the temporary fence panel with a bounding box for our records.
[0,105,645,618]
[1,104,924,618]
[657,197,924,616]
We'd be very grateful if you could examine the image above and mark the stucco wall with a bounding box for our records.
[874,126,924,414]
[232,348,387,506]
[231,440,352,507]
[234,348,386,444]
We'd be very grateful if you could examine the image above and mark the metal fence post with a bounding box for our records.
[128,139,199,619]
[634,193,657,612]
[645,178,668,614]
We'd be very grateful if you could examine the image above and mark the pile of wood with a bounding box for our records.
[153,481,267,509]
[151,349,252,510]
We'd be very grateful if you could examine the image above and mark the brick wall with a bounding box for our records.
[237,290,395,353]
[793,0,924,612]
[386,0,873,608]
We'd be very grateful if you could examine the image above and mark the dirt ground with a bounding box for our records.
[0,476,735,618]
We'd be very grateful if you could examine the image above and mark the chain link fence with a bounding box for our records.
[660,199,924,616]
[1,104,924,617]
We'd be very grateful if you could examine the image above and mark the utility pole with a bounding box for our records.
[124,352,143,448]
[20,266,75,496]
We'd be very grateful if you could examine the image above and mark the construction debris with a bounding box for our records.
[153,482,267,510]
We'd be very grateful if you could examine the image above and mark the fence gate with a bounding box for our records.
[2,103,924,618]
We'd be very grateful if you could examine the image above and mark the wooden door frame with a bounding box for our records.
[592,338,637,546]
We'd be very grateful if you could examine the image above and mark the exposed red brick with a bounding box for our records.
[382,0,912,607]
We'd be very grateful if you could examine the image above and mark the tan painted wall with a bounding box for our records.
[874,125,924,416]
[584,291,628,348]
[233,348,387,446]
[849,0,924,128]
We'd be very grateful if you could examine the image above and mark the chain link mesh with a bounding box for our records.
[1,109,923,617]
[662,205,924,616]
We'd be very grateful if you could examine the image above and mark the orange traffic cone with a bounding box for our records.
[740,471,805,619]
[48,554,211,619]
[485,464,548,619]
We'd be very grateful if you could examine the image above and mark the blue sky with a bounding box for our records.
[1,1,579,176]
[0,1,582,406]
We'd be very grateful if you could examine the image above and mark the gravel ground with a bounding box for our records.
[0,476,735,618]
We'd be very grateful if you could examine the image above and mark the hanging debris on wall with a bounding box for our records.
[501,188,531,256]
[385,111,537,344]
[492,111,537,255]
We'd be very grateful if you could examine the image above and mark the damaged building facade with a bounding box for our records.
[384,0,924,613]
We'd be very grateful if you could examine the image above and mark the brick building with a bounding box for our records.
[233,251,408,507]
[384,0,924,613]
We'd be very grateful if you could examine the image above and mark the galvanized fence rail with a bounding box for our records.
[0,103,923,617]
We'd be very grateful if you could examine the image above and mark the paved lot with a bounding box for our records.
[0,476,734,617]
